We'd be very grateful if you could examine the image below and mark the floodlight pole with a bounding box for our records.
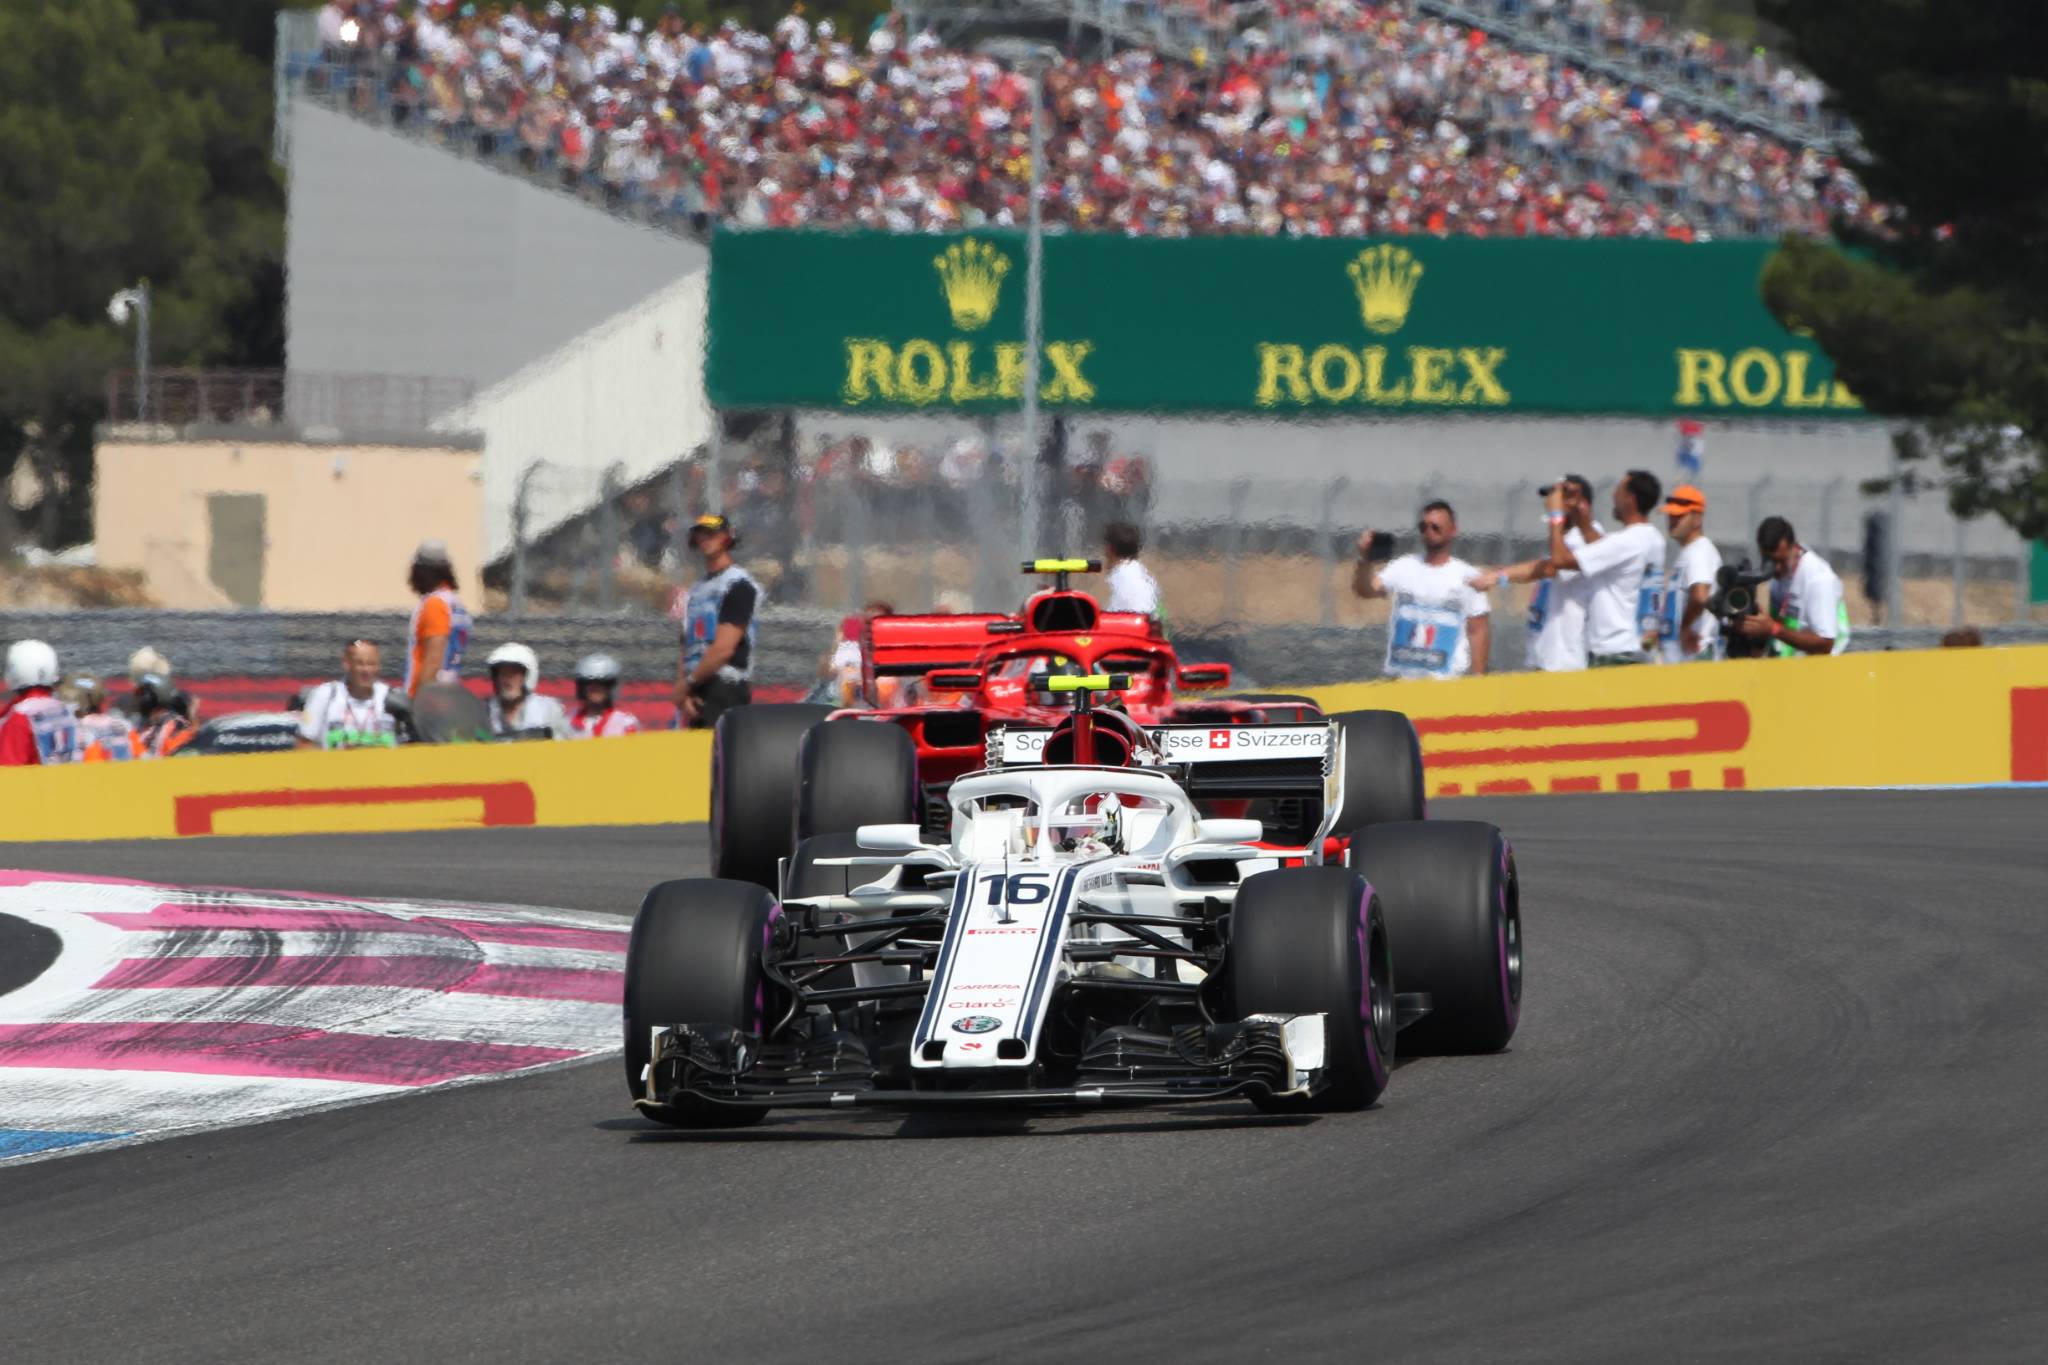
[109,282,153,422]
[1018,54,1050,563]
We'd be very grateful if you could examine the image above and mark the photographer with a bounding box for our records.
[1734,517,1852,656]
[1477,472,1662,668]
[1353,500,1491,679]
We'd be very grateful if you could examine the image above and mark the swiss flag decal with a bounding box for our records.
[1208,730,1232,749]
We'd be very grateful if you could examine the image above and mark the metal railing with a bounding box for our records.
[1414,0,1855,155]
[102,369,475,434]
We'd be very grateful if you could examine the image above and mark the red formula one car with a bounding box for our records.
[706,560,1428,892]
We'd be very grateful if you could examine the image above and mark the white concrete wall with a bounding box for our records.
[437,272,710,560]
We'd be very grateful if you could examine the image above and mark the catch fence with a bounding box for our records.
[496,419,2046,660]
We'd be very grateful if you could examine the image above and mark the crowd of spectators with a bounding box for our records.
[314,0,1884,241]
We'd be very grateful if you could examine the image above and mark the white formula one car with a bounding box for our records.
[624,676,1521,1125]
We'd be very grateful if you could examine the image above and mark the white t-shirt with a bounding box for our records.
[489,693,571,739]
[1573,521,1667,658]
[297,680,397,750]
[1379,554,1489,679]
[1105,559,1161,615]
[1774,547,1851,654]
[1528,523,1599,672]
[1658,536,1724,662]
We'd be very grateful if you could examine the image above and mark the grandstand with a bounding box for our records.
[262,2,1973,629]
[282,0,1881,244]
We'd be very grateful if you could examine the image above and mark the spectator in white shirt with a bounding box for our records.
[1546,470,1667,666]
[1650,483,1723,662]
[1472,475,1598,671]
[1476,472,1664,667]
[1103,522,1162,619]
[1735,516,1852,656]
[297,640,398,750]
[1354,500,1491,678]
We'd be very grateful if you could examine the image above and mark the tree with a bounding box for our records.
[0,0,281,549]
[1757,0,2048,538]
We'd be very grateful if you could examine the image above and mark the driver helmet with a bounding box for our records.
[574,651,622,706]
[5,639,59,694]
[487,642,540,698]
[1031,654,1087,706]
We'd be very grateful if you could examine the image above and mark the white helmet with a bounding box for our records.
[6,640,60,692]
[487,642,540,692]
[574,652,622,685]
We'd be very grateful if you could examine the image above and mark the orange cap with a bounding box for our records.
[1663,484,1706,514]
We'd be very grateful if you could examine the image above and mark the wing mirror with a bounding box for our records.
[1193,818,1263,845]
[856,823,927,852]
[923,669,985,692]
[1177,662,1233,690]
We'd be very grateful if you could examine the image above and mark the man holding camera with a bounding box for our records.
[1652,484,1723,662]
[1354,500,1491,679]
[1735,516,1851,656]
[1475,472,1663,667]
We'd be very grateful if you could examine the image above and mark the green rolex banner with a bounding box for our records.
[705,230,1867,419]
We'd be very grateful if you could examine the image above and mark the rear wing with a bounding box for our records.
[990,722,1335,803]
[864,613,1017,678]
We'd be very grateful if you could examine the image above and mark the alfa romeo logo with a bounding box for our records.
[952,1015,1002,1034]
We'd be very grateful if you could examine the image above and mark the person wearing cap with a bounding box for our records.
[1542,470,1666,667]
[1,641,81,765]
[1471,475,1603,672]
[569,652,640,737]
[405,539,473,697]
[1651,484,1723,662]
[675,513,759,728]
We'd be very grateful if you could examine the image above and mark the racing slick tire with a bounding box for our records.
[1225,865,1393,1112]
[1329,709,1426,830]
[711,702,834,889]
[622,878,778,1127]
[1350,820,1520,1055]
[794,718,920,846]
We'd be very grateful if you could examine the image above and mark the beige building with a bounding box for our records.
[95,428,484,611]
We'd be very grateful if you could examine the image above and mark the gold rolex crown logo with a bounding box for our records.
[933,238,1011,332]
[1346,244,1424,335]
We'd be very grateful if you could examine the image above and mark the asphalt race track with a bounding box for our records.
[4,790,2046,1361]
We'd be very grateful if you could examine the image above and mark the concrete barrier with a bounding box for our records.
[3,645,2040,842]
[0,732,709,841]
[1303,645,2048,798]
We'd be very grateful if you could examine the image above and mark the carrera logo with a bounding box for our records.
[948,984,1022,991]
[966,926,1040,936]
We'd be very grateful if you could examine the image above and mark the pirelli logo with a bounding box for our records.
[1415,701,1751,796]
